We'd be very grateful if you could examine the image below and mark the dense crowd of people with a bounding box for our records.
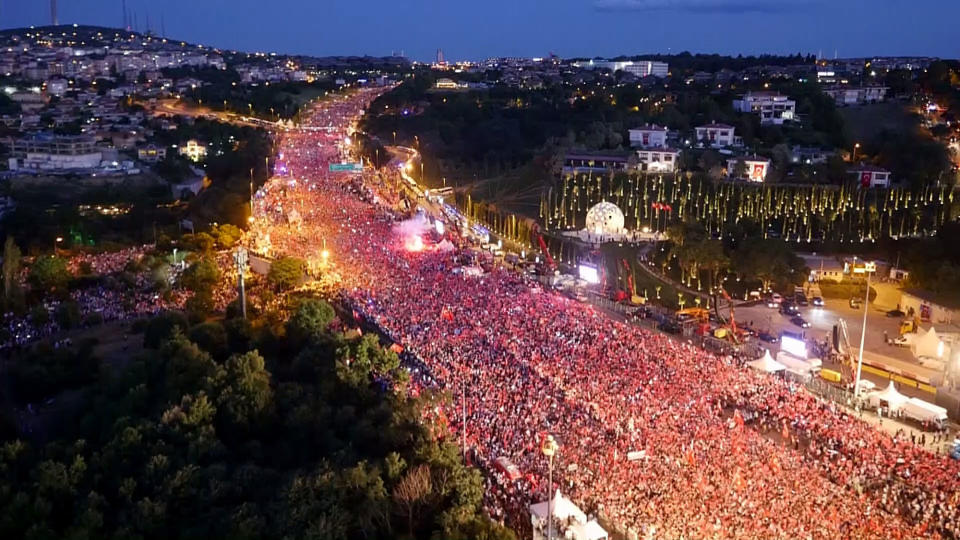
[253,89,960,539]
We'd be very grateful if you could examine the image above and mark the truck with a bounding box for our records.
[899,398,949,431]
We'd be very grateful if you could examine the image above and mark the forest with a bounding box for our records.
[0,297,515,540]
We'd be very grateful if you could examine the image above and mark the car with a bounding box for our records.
[849,297,862,309]
[811,296,824,307]
[779,302,799,315]
[795,294,809,306]
[892,335,910,347]
[759,332,780,343]
[790,316,811,328]
[766,300,779,309]
[887,309,906,318]
[771,293,783,303]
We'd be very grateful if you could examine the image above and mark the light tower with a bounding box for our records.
[51,0,59,26]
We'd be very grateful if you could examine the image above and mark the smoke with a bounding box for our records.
[393,213,431,239]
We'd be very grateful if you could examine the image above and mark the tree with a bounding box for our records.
[144,310,190,348]
[180,257,221,293]
[212,350,273,429]
[28,256,72,294]
[189,321,228,359]
[212,224,243,249]
[287,299,336,343]
[393,464,432,536]
[268,257,305,291]
[2,236,22,305]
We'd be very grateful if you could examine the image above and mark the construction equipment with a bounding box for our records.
[713,288,746,344]
[899,318,920,335]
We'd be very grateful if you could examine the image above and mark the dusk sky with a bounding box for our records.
[3,0,957,61]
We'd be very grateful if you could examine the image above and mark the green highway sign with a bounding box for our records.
[329,162,364,172]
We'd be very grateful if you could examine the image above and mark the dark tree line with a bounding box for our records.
[0,298,516,540]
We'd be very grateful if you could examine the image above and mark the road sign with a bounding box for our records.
[329,162,363,172]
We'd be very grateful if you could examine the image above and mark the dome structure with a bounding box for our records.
[584,201,625,236]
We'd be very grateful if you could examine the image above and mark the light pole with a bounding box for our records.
[852,142,861,163]
[540,434,558,540]
[54,236,63,254]
[853,264,872,398]
[234,247,249,320]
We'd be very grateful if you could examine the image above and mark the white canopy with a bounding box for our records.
[530,489,587,525]
[748,350,786,373]
[568,519,609,540]
[867,381,909,411]
[911,327,943,359]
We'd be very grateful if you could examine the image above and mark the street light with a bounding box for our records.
[852,142,861,162]
[853,263,872,399]
[540,434,559,540]
[54,236,63,253]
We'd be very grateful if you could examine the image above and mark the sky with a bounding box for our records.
[1,0,957,62]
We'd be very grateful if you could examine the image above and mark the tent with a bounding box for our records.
[748,350,786,373]
[568,519,609,540]
[866,381,909,411]
[530,489,587,525]
[911,327,943,359]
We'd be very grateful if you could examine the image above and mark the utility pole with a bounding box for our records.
[234,247,248,319]
[249,168,255,217]
[853,266,872,398]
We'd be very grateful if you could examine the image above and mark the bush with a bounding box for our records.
[189,321,228,359]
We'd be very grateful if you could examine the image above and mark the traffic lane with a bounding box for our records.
[734,299,924,366]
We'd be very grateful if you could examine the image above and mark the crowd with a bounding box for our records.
[1,246,233,351]
[248,89,960,539]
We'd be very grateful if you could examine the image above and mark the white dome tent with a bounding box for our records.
[584,201,625,236]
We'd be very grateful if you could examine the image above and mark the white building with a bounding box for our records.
[848,165,892,187]
[727,156,770,182]
[628,124,668,148]
[822,85,889,106]
[530,490,608,540]
[636,147,680,172]
[178,140,208,163]
[575,59,668,78]
[733,91,796,125]
[696,123,738,147]
[7,134,102,171]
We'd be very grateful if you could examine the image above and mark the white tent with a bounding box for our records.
[748,350,786,373]
[866,381,909,411]
[568,519,609,540]
[530,489,587,525]
[911,327,943,359]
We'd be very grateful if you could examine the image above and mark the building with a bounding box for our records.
[733,92,796,125]
[178,140,207,162]
[799,254,845,283]
[574,59,668,78]
[434,78,464,90]
[727,156,770,182]
[530,489,608,540]
[791,146,835,165]
[848,165,892,187]
[696,123,738,147]
[137,144,167,163]
[563,152,630,173]
[636,147,680,172]
[822,85,889,106]
[7,133,102,171]
[628,124,669,148]
[901,289,958,325]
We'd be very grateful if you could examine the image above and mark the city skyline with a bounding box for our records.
[1,0,957,61]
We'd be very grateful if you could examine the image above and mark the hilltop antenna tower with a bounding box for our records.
[436,48,445,65]
[50,0,58,26]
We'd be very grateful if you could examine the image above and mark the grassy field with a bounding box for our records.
[840,102,919,142]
